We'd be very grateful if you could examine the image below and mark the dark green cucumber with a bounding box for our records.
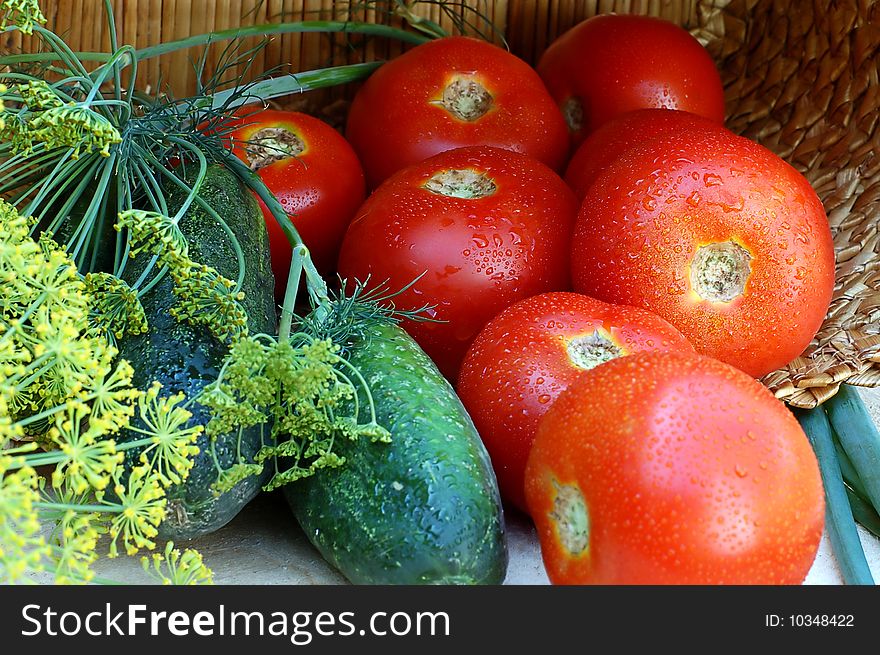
[284,318,508,584]
[118,164,277,540]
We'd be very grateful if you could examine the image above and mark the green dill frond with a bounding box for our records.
[298,274,437,353]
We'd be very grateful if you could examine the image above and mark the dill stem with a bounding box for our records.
[11,437,160,470]
[278,244,306,343]
[35,502,122,513]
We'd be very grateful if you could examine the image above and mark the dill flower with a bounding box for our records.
[130,384,202,487]
[0,458,49,583]
[107,465,166,557]
[116,209,248,343]
[0,0,46,34]
[142,541,214,585]
[84,272,149,342]
[1,82,122,158]
[52,511,100,584]
[78,358,141,434]
[48,401,124,495]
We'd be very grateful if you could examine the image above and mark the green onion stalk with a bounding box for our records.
[0,0,453,584]
[796,385,880,586]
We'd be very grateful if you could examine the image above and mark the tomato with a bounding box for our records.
[570,127,835,379]
[457,291,694,512]
[525,350,824,585]
[337,146,578,379]
[225,109,365,301]
[345,36,569,189]
[564,108,722,201]
[537,14,726,145]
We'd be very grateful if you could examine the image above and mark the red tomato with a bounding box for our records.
[570,128,835,379]
[525,350,824,585]
[457,292,694,512]
[564,108,722,201]
[345,36,569,189]
[225,109,365,301]
[537,14,726,145]
[337,146,578,379]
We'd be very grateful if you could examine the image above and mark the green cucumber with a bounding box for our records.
[284,317,508,584]
[117,164,277,540]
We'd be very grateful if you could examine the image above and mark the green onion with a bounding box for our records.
[832,427,871,502]
[825,385,880,514]
[847,488,880,540]
[796,406,875,585]
[134,21,430,61]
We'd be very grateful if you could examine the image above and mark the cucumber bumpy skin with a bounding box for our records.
[284,318,508,584]
[117,164,277,540]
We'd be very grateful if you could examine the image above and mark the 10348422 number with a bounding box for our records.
[789,615,854,627]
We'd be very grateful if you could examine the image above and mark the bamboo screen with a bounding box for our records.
[3,1,702,98]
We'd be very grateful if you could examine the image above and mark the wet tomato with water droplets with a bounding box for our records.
[337,146,578,380]
[570,126,835,378]
[225,109,365,300]
[537,14,726,145]
[525,350,824,585]
[345,36,569,189]
[564,108,723,201]
[457,291,694,512]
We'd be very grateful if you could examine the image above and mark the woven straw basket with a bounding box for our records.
[8,0,880,408]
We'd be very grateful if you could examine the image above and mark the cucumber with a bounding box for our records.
[284,317,508,584]
[117,164,277,540]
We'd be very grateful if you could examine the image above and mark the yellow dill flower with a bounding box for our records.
[1,81,122,158]
[0,0,46,34]
[0,458,50,583]
[78,358,140,434]
[52,511,99,584]
[142,541,213,585]
[84,272,149,342]
[115,210,189,263]
[107,465,166,557]
[129,385,202,488]
[116,209,248,343]
[49,402,124,495]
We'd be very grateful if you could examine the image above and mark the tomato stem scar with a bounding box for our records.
[245,127,305,170]
[562,96,583,133]
[440,77,493,121]
[549,479,590,556]
[690,241,752,302]
[423,168,497,199]
[567,329,624,370]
